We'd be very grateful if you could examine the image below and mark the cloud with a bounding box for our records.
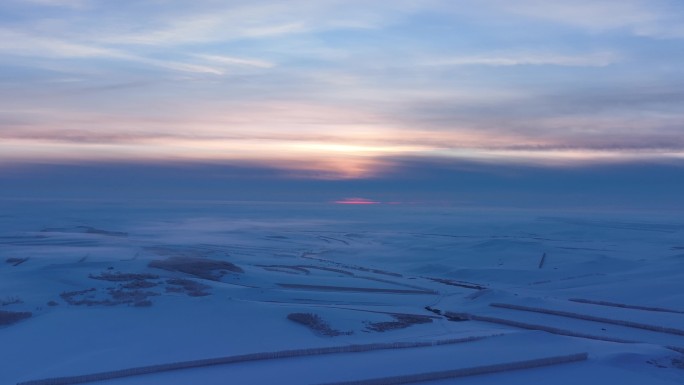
[482,0,684,39]
[194,54,275,69]
[429,51,619,67]
[68,1,420,47]
[0,29,220,74]
[0,29,123,59]
[14,0,87,8]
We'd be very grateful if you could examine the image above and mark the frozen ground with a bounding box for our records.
[1,200,683,384]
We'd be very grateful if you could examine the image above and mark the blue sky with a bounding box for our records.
[1,1,684,184]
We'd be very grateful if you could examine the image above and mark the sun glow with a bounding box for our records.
[334,197,381,205]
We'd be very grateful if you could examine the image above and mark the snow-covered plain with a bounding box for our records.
[1,200,683,384]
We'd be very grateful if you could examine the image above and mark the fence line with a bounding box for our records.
[537,252,547,269]
[568,298,684,314]
[490,303,684,336]
[316,353,588,385]
[450,312,637,343]
[277,284,436,295]
[18,335,499,385]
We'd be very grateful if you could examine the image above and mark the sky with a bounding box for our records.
[1,1,683,204]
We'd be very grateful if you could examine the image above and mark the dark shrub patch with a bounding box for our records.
[122,280,158,289]
[149,257,243,281]
[89,272,159,282]
[5,257,28,266]
[366,313,433,332]
[166,278,211,297]
[0,310,32,326]
[287,313,351,337]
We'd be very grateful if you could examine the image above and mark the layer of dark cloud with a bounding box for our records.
[2,158,683,210]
